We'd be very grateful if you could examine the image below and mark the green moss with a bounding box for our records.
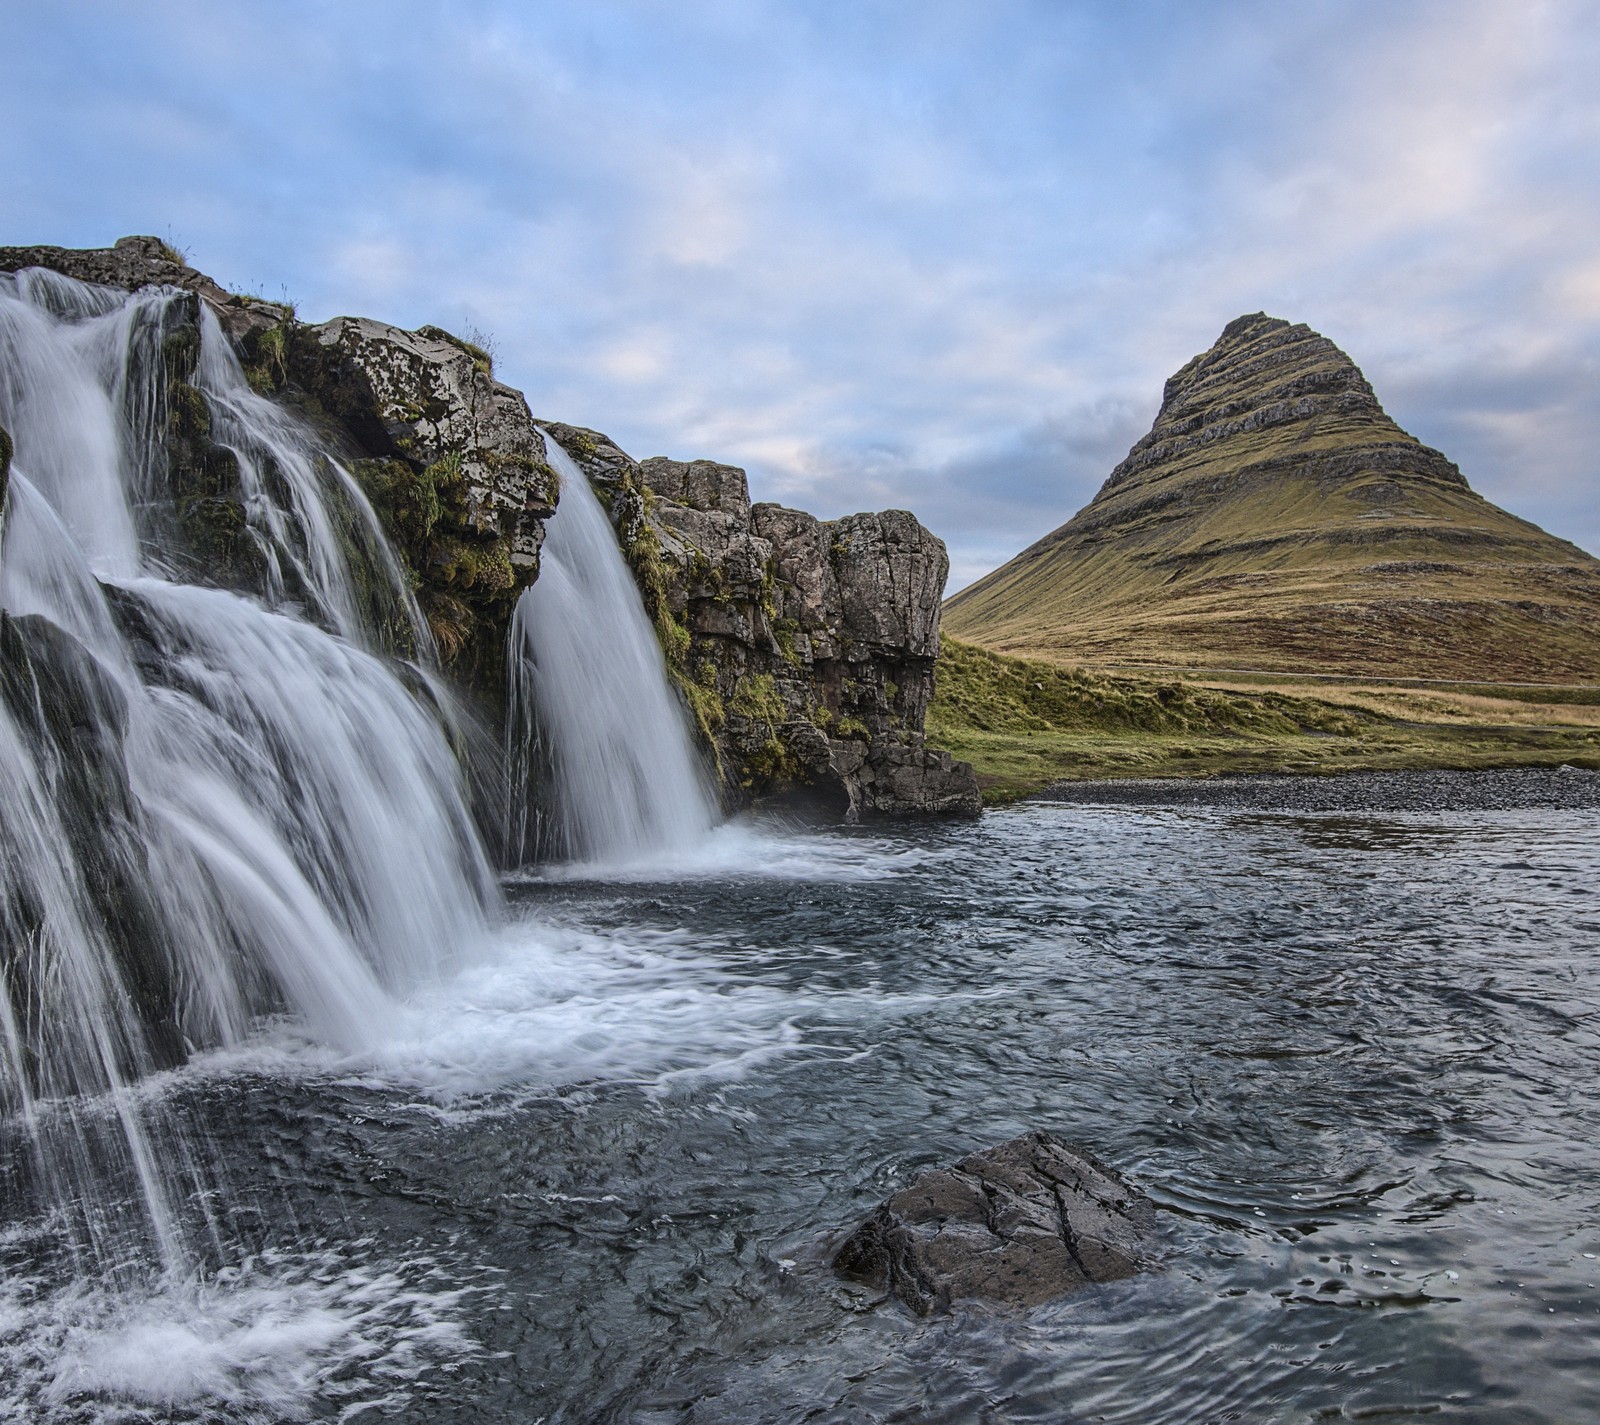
[728,673,804,786]
[178,495,247,568]
[167,380,211,442]
[348,451,528,674]
[416,325,493,376]
[676,659,726,746]
[772,617,801,665]
[241,322,291,395]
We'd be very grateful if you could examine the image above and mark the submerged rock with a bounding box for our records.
[834,1131,1157,1315]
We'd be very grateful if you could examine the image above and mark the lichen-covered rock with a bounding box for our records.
[834,1131,1157,1315]
[290,318,555,575]
[541,422,981,819]
[284,317,557,692]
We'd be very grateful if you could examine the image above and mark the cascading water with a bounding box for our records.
[507,434,719,866]
[0,269,496,1283]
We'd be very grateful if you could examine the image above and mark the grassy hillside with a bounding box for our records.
[928,637,1600,803]
[945,315,1600,682]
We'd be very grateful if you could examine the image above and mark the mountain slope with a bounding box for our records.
[944,314,1600,682]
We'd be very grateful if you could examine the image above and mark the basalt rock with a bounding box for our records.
[834,1131,1157,1315]
[541,423,981,820]
[283,317,557,694]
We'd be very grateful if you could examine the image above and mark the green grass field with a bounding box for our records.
[927,637,1600,804]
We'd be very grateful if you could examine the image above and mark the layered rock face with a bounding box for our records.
[947,314,1600,681]
[543,424,981,819]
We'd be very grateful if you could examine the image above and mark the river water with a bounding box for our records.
[3,769,1599,1423]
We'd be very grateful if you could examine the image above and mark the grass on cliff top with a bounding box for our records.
[927,636,1600,804]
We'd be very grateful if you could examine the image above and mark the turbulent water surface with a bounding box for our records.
[3,770,1597,1423]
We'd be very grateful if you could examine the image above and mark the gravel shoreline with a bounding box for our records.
[1032,765,1600,812]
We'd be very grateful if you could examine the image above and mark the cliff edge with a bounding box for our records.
[0,237,978,820]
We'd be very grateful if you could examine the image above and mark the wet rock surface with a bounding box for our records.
[543,422,980,819]
[835,1131,1157,1315]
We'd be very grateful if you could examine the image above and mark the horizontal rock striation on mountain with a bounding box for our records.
[834,1130,1158,1314]
[946,313,1600,682]
[542,423,980,819]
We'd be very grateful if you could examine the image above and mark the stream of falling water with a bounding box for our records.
[505,432,719,869]
[0,269,501,1407]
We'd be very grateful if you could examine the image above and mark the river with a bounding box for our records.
[5,768,1596,1423]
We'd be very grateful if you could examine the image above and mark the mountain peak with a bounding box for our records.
[1113,313,1457,501]
[944,318,1600,681]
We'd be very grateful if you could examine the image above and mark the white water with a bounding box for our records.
[507,433,719,867]
[0,270,496,1283]
[0,268,863,1418]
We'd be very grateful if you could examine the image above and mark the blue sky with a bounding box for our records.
[8,0,1599,589]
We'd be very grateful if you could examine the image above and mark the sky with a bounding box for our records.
[7,0,1598,590]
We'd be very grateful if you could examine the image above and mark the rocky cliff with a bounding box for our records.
[542,424,980,818]
[1,237,977,819]
[946,313,1600,681]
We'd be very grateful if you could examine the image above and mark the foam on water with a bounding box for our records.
[523,815,936,884]
[0,1246,482,1422]
[183,914,834,1103]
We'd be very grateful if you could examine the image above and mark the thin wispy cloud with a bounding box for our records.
[6,0,1597,587]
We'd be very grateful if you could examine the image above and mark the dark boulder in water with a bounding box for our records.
[834,1131,1157,1314]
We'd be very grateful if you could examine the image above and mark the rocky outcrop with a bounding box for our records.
[281,317,557,692]
[0,235,293,345]
[946,313,1600,681]
[1,238,977,818]
[1,237,557,707]
[542,424,981,820]
[834,1131,1157,1314]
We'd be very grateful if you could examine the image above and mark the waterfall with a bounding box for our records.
[0,269,495,1276]
[508,434,719,866]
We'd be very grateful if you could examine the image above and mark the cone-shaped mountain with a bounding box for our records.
[944,314,1600,681]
